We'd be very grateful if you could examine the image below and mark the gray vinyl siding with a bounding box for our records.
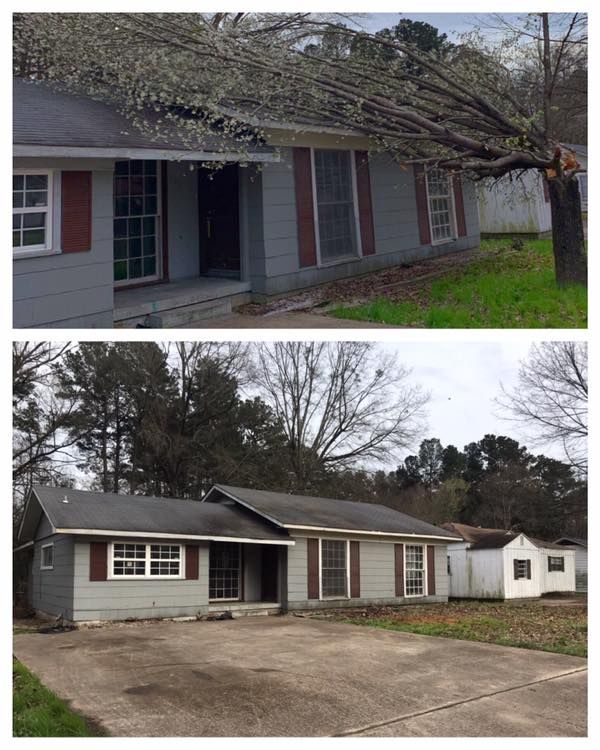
[241,166,267,287]
[166,161,199,281]
[13,157,114,328]
[30,534,75,619]
[252,149,480,296]
[71,540,210,621]
[286,533,448,610]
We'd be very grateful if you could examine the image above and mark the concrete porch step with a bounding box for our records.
[115,292,251,328]
[208,602,281,619]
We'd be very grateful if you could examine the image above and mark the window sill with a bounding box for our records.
[107,575,184,581]
[40,566,54,571]
[13,248,61,261]
[317,254,361,269]
[430,237,458,247]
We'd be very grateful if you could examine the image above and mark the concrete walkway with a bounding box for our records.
[13,616,586,737]
[184,311,395,328]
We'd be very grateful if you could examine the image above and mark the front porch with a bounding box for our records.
[114,276,251,327]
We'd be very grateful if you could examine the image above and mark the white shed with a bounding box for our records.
[443,523,575,599]
[554,537,587,592]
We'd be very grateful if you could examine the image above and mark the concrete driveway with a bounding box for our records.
[13,616,586,737]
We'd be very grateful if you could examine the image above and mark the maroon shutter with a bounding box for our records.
[354,151,376,256]
[293,147,317,267]
[185,545,199,580]
[427,545,436,595]
[307,538,320,599]
[350,541,360,598]
[61,171,92,253]
[394,544,404,596]
[413,165,431,245]
[452,176,468,237]
[89,542,107,581]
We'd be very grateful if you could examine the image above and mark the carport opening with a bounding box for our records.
[208,541,281,605]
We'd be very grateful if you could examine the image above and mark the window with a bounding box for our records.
[321,539,348,598]
[514,559,530,579]
[209,542,241,600]
[405,544,425,596]
[110,543,182,578]
[313,149,359,263]
[426,169,455,243]
[548,556,565,572]
[447,555,451,575]
[113,160,160,284]
[40,544,54,570]
[13,171,53,255]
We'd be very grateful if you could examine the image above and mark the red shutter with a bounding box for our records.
[307,538,320,599]
[185,545,199,580]
[89,542,107,581]
[293,147,317,268]
[350,541,360,598]
[413,165,431,245]
[452,176,468,237]
[427,545,436,595]
[394,544,404,596]
[61,171,92,253]
[354,151,376,256]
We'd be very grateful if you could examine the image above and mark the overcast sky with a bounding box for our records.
[357,12,535,41]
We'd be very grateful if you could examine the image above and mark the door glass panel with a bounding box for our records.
[209,542,241,600]
[113,160,160,283]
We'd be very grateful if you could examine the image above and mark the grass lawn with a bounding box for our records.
[13,659,104,737]
[326,600,587,657]
[331,239,587,328]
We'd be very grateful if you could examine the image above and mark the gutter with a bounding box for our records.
[13,145,280,162]
[53,528,295,546]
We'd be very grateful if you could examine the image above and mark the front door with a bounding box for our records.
[198,165,240,276]
[261,546,279,602]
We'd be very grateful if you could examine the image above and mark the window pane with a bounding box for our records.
[13,230,21,247]
[25,191,48,208]
[114,261,127,281]
[13,174,24,190]
[129,237,142,258]
[115,160,129,176]
[114,219,128,238]
[13,214,21,230]
[13,192,24,209]
[22,229,45,246]
[114,239,127,260]
[23,212,45,229]
[26,174,48,190]
[129,258,142,278]
[115,197,129,217]
[143,256,156,276]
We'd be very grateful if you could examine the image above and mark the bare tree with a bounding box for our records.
[14,12,587,286]
[498,341,587,471]
[249,342,428,489]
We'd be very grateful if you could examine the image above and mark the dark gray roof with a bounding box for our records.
[443,523,563,550]
[13,78,273,155]
[209,485,461,539]
[29,485,289,542]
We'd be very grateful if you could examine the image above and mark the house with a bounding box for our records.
[443,523,576,599]
[13,78,480,328]
[554,537,587,592]
[478,143,587,238]
[14,484,460,623]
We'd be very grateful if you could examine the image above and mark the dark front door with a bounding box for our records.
[198,164,240,276]
[261,546,279,602]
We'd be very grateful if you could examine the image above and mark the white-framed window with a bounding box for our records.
[312,149,361,264]
[548,556,565,572]
[113,160,161,285]
[405,544,425,596]
[320,539,349,598]
[13,170,53,256]
[514,559,530,579]
[426,168,456,244]
[109,542,183,579]
[209,542,241,600]
[40,543,54,570]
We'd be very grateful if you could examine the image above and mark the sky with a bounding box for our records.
[357,12,523,40]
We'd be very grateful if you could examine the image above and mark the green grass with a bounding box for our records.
[326,600,587,658]
[13,659,104,737]
[331,239,587,328]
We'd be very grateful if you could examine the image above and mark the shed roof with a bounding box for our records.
[207,485,461,540]
[23,486,291,544]
[13,78,275,160]
[554,536,587,548]
[443,522,564,550]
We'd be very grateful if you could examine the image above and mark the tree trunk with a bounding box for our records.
[548,177,587,287]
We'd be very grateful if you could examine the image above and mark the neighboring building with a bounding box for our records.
[15,485,460,622]
[443,523,575,599]
[13,78,480,328]
[478,143,587,237]
[554,537,587,592]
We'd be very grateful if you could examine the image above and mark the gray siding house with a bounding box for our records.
[16,485,460,623]
[13,78,480,328]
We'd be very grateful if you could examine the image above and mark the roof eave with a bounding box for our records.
[53,527,295,545]
[13,144,280,162]
[282,523,461,542]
